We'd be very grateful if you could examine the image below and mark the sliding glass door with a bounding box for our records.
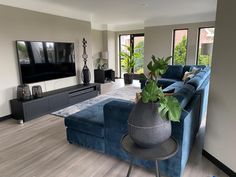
[119,34,144,78]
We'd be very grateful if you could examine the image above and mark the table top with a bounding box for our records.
[121,135,179,161]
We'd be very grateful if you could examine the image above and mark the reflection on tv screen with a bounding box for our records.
[16,41,76,84]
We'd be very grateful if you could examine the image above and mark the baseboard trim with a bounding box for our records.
[202,149,236,177]
[0,114,12,122]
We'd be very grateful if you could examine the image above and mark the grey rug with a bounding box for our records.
[52,85,141,117]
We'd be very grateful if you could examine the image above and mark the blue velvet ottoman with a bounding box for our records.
[65,98,115,152]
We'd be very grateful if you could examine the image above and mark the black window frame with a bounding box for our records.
[172,28,189,65]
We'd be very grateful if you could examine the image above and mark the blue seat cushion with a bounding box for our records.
[161,65,184,80]
[64,98,115,138]
[173,84,196,109]
[157,78,178,88]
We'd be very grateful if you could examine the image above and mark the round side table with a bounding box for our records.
[121,134,179,177]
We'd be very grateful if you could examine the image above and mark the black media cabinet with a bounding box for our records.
[10,83,100,123]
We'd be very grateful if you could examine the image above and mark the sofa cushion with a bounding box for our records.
[186,75,204,90]
[157,78,178,88]
[161,65,184,80]
[65,98,115,138]
[183,65,193,74]
[173,84,196,109]
[163,81,184,93]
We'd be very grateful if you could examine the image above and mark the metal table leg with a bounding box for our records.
[126,161,133,177]
[155,160,160,177]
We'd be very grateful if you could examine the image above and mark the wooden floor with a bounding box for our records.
[0,80,228,177]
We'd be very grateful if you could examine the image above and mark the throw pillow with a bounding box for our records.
[191,67,201,75]
[182,71,192,81]
[184,73,195,83]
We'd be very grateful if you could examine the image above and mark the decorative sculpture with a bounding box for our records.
[81,38,90,85]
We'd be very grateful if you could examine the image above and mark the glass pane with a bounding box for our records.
[55,43,75,63]
[197,28,215,66]
[46,42,56,63]
[30,42,45,64]
[173,30,188,65]
[134,36,144,74]
[120,35,130,78]
[16,41,30,64]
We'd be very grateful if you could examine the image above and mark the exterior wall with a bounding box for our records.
[144,22,215,73]
[0,5,93,117]
[204,0,236,171]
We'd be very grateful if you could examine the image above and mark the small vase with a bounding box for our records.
[81,65,91,85]
[128,100,171,148]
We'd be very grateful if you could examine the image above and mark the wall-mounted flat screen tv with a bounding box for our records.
[16,41,76,84]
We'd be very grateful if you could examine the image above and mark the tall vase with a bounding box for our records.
[128,100,171,148]
[81,38,90,85]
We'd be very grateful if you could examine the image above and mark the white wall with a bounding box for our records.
[107,31,116,71]
[91,30,104,68]
[205,0,236,171]
[0,5,93,117]
[144,22,215,73]
[100,31,116,72]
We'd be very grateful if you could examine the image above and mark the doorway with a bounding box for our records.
[119,33,144,78]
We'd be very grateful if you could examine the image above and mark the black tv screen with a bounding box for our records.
[16,41,76,84]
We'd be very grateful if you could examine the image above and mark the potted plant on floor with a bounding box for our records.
[128,55,181,148]
[120,45,142,84]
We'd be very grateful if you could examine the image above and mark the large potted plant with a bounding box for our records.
[128,55,181,148]
[120,45,142,84]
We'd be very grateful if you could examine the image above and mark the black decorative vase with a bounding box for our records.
[32,85,43,99]
[128,100,171,148]
[82,65,91,85]
[17,84,31,101]
[81,38,90,85]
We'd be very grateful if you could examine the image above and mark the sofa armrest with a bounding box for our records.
[103,100,135,142]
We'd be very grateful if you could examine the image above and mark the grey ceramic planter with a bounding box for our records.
[128,100,171,148]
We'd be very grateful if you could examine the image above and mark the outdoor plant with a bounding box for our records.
[120,44,142,74]
[140,55,181,122]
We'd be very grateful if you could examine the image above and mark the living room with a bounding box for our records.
[0,0,235,177]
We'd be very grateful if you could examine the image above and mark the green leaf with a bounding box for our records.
[158,96,181,122]
[147,61,154,71]
[141,80,161,103]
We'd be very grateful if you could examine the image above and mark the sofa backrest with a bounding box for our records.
[161,65,183,80]
[173,84,196,109]
[186,67,211,90]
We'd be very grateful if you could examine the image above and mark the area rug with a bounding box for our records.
[52,85,141,117]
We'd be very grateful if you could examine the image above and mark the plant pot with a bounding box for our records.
[128,100,171,148]
[124,73,133,84]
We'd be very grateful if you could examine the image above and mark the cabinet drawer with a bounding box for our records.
[48,93,69,111]
[24,99,49,121]
[69,91,98,105]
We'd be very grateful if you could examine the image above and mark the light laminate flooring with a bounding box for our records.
[0,80,228,177]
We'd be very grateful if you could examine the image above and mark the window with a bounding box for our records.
[119,34,144,77]
[172,29,188,65]
[197,27,215,66]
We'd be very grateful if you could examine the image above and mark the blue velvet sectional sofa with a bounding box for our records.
[64,65,211,177]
